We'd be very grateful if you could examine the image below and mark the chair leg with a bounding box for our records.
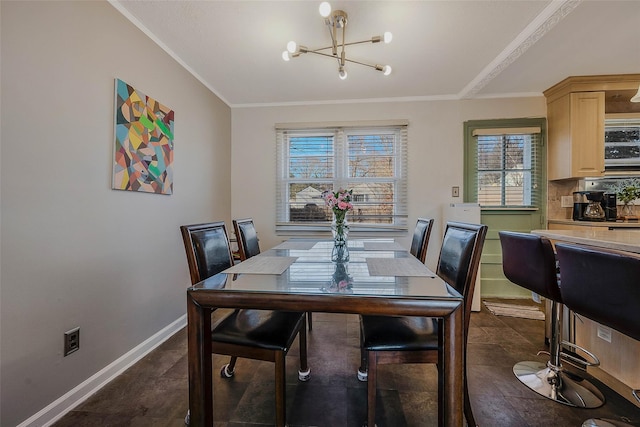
[307,311,313,331]
[275,351,286,427]
[221,356,238,378]
[358,335,368,381]
[366,351,377,427]
[298,317,310,381]
[464,373,476,427]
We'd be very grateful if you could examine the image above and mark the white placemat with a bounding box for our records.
[222,256,298,275]
[366,257,436,277]
[363,241,406,251]
[270,241,316,250]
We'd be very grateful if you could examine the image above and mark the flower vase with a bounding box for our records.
[329,261,353,293]
[621,202,635,217]
[331,215,349,262]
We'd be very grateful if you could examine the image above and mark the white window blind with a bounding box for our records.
[471,127,542,208]
[276,125,408,233]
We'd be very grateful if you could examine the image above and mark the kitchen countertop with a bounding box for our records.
[548,219,640,228]
[532,228,640,253]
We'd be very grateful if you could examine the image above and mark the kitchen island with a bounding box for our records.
[532,227,640,253]
[531,228,640,406]
[548,219,640,230]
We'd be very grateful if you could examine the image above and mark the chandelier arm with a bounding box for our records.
[342,39,380,47]
[306,39,380,54]
[343,57,378,69]
[308,45,337,53]
[329,19,337,56]
[306,50,343,61]
[307,50,340,59]
[340,24,346,66]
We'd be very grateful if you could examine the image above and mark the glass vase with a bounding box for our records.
[621,202,635,217]
[331,215,349,262]
[328,261,353,293]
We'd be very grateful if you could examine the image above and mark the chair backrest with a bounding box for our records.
[180,221,234,285]
[436,221,488,335]
[233,218,261,261]
[409,218,434,263]
[498,231,562,302]
[555,243,640,342]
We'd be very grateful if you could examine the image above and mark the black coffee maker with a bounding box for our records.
[572,191,589,220]
[602,193,617,221]
[573,191,609,221]
[582,191,606,221]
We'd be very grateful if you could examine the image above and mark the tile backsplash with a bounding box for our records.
[548,176,640,220]
[548,180,580,219]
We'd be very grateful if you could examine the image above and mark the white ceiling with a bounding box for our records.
[111,0,640,107]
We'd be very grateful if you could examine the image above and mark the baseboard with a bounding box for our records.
[588,366,640,409]
[17,314,187,427]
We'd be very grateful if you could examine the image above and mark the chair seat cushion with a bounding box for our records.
[213,309,305,351]
[360,315,439,351]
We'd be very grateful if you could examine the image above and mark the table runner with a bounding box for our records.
[270,241,317,250]
[363,241,406,251]
[222,256,298,275]
[366,257,436,277]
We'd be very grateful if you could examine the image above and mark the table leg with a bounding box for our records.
[441,303,464,427]
[187,293,213,426]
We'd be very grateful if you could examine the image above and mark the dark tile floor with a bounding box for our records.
[54,301,640,427]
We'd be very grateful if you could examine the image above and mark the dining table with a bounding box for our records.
[186,238,466,427]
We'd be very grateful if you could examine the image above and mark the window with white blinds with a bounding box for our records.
[276,124,408,233]
[466,122,544,208]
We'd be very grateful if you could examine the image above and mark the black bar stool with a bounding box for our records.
[499,231,604,408]
[556,243,640,427]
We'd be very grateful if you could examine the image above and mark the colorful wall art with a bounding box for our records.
[113,78,174,194]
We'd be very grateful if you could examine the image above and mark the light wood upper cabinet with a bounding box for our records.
[546,91,605,180]
[544,74,640,181]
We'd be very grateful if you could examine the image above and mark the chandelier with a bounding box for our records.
[282,2,392,80]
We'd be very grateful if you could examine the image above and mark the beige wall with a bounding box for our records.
[231,97,546,269]
[0,2,231,425]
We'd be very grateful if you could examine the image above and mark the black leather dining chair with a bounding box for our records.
[358,221,487,427]
[233,217,314,331]
[232,218,261,261]
[409,217,434,263]
[180,221,309,427]
[499,231,604,408]
[556,243,640,427]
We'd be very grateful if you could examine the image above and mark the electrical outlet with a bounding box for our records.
[561,195,573,208]
[452,186,460,197]
[597,325,612,343]
[64,327,80,356]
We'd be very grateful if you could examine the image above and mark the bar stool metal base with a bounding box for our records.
[582,419,635,427]
[513,361,605,408]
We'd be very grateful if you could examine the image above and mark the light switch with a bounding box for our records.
[452,186,460,197]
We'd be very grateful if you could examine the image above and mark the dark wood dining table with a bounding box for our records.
[186,239,466,426]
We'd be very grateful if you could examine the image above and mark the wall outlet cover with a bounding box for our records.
[561,195,573,208]
[597,325,612,343]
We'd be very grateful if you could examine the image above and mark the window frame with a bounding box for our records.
[463,118,547,212]
[276,123,408,235]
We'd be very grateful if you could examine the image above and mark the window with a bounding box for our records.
[276,123,408,233]
[464,119,545,208]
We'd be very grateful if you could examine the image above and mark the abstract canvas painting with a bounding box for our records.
[113,78,174,194]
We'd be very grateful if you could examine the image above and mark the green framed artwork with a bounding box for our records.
[113,78,174,194]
